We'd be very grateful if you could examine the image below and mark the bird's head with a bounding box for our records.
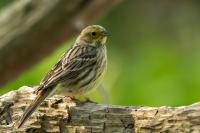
[76,25,110,46]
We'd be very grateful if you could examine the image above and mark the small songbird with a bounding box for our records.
[16,25,109,128]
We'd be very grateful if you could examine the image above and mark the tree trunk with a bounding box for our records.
[0,86,199,133]
[0,0,122,87]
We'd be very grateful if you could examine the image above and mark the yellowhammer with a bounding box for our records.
[16,25,109,128]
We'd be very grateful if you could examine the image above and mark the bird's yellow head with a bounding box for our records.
[76,25,110,45]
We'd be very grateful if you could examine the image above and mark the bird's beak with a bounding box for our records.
[102,31,111,36]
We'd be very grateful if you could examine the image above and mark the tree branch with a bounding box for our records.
[0,86,200,132]
[0,0,122,87]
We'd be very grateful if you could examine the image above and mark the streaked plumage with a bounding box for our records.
[16,25,109,128]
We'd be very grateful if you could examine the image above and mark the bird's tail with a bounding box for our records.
[16,86,54,129]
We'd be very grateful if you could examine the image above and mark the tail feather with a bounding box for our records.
[16,87,52,129]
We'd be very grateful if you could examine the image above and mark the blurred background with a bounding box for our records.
[1,0,200,106]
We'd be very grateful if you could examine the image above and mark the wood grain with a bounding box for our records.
[0,86,200,133]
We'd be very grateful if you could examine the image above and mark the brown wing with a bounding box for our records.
[36,45,97,93]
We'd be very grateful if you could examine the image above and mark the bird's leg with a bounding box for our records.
[67,96,77,101]
[83,96,97,103]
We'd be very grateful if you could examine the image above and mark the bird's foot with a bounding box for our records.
[67,96,78,102]
[83,97,97,104]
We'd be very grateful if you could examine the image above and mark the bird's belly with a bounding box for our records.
[56,63,106,96]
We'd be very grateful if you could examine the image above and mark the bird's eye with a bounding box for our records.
[91,32,96,36]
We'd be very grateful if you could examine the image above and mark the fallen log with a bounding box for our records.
[0,86,199,132]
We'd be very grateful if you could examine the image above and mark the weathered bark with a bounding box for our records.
[0,86,200,133]
[0,0,122,87]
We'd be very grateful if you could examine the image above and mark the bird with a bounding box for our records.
[16,25,109,128]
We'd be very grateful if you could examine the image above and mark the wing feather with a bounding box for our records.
[36,45,97,93]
